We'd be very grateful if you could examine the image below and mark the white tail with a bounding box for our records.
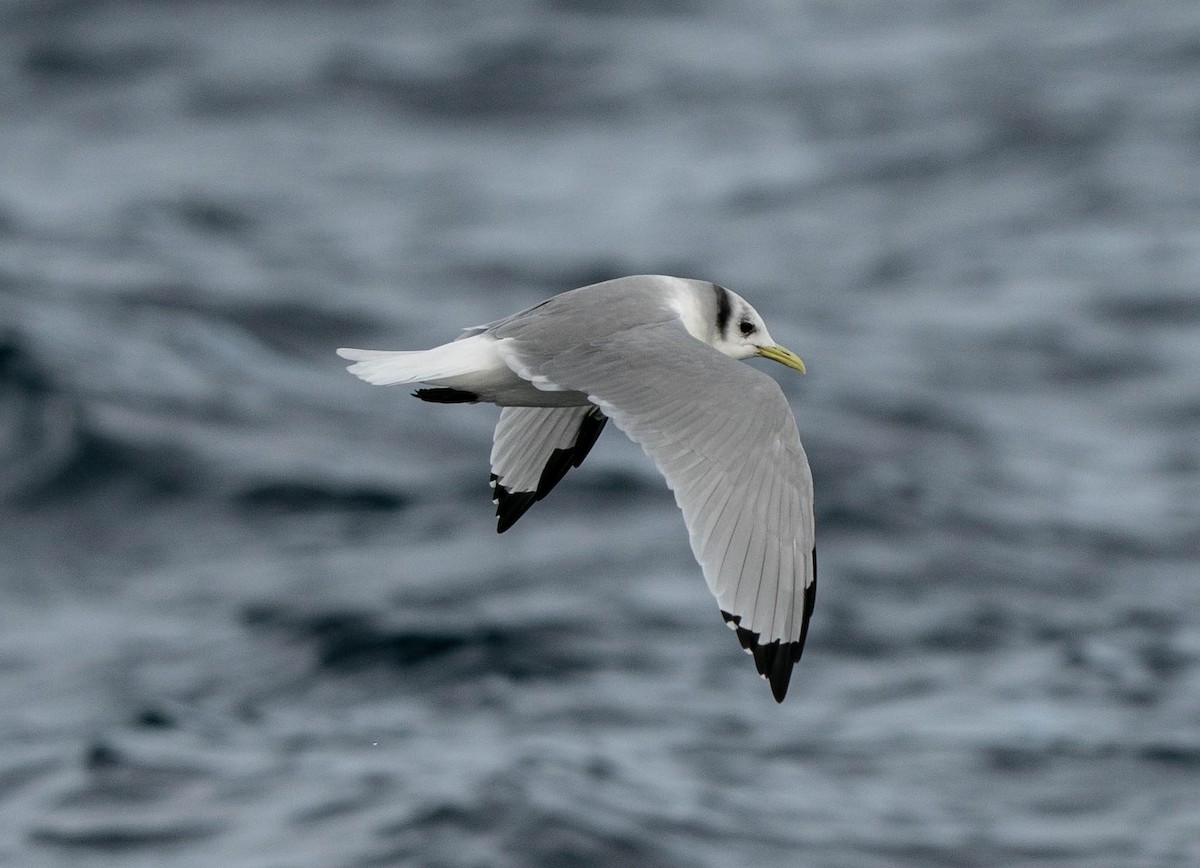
[336,334,502,386]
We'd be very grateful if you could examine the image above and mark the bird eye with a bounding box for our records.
[739,321,756,336]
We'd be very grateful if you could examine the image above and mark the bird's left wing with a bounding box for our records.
[494,321,815,701]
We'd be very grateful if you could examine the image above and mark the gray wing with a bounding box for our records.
[489,406,607,532]
[494,320,815,702]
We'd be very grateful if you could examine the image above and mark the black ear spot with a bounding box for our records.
[739,320,756,336]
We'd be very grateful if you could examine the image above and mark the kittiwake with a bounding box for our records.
[337,275,815,702]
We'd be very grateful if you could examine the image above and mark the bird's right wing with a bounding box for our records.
[489,405,607,533]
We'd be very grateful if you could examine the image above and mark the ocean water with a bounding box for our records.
[2,0,1200,865]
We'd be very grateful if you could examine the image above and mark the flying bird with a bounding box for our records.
[337,275,815,701]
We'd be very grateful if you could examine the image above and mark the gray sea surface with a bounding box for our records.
[2,1,1200,865]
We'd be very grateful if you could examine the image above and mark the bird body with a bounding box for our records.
[338,275,815,701]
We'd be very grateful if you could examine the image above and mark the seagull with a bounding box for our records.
[337,275,815,701]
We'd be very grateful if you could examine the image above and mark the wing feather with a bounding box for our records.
[491,319,815,701]
[489,405,607,532]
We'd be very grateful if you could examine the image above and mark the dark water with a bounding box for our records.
[3,1,1200,865]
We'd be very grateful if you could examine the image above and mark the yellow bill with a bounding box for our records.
[756,344,806,373]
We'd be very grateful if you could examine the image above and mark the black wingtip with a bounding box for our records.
[752,638,801,702]
[721,591,813,704]
[490,474,537,533]
[766,642,802,703]
[490,409,609,532]
[534,409,608,499]
[535,447,575,500]
[571,409,607,467]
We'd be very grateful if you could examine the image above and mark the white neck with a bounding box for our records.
[663,278,716,345]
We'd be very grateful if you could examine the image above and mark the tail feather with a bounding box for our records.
[336,348,432,385]
[336,335,500,386]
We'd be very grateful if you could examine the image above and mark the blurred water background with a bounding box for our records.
[2,0,1200,865]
